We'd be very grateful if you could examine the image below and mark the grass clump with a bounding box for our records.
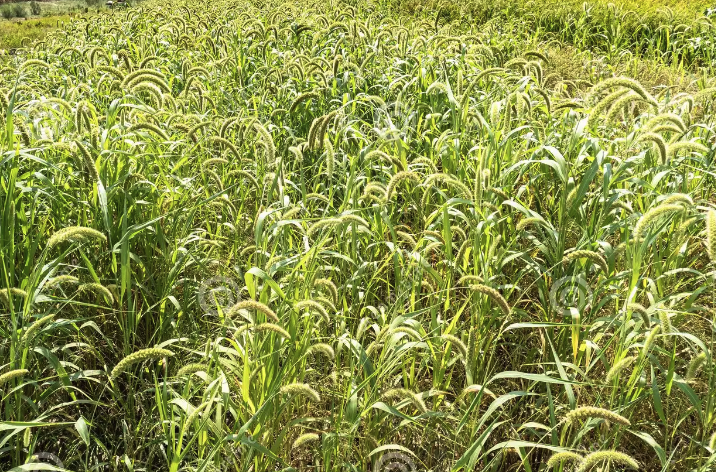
[1,0,715,470]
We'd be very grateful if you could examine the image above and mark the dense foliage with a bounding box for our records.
[433,0,716,68]
[1,0,715,470]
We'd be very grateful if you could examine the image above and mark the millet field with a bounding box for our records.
[1,0,716,470]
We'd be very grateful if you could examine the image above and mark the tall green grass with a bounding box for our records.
[0,0,715,470]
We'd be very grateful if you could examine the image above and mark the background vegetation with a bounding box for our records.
[0,1,112,49]
[0,0,715,471]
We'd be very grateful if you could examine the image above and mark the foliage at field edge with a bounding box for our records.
[408,0,716,71]
[0,0,715,470]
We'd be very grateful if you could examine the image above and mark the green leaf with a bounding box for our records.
[368,444,418,458]
[651,367,666,424]
[452,420,505,470]
[0,421,75,431]
[33,346,76,400]
[628,430,666,466]
[227,434,282,463]
[487,371,581,386]
[75,416,90,446]
[370,402,416,423]
[245,267,285,300]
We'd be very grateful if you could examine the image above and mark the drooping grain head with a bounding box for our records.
[565,406,630,427]
[110,348,174,380]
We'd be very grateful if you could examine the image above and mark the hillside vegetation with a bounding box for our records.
[1,0,715,471]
